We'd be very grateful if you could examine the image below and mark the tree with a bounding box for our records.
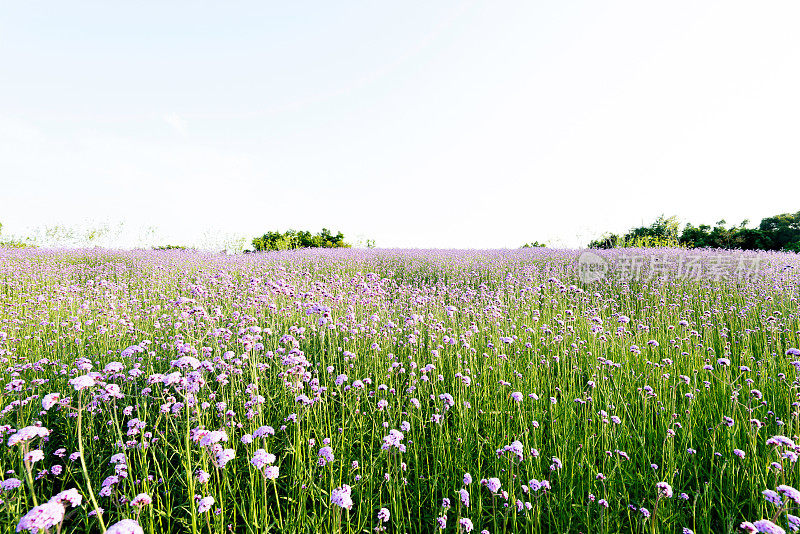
[625,215,680,243]
[595,211,799,251]
[251,229,350,252]
[759,211,800,251]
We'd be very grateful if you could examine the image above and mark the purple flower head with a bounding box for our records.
[331,485,353,510]
[215,448,235,468]
[778,485,800,506]
[50,488,82,508]
[1,478,22,492]
[762,490,782,506]
[130,493,152,508]
[251,449,276,470]
[16,501,65,533]
[318,446,335,466]
[656,482,673,498]
[197,496,215,514]
[42,393,61,411]
[264,466,280,480]
[752,519,786,534]
[105,519,144,534]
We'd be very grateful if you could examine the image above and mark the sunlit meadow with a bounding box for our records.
[1,248,799,534]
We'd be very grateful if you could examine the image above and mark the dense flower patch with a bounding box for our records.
[0,247,798,533]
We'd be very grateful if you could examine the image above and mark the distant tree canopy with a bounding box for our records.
[152,245,190,251]
[521,241,547,248]
[588,215,681,249]
[589,211,800,251]
[251,228,350,252]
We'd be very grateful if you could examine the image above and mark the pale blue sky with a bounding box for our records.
[1,1,799,249]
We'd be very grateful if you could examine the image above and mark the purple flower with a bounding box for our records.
[42,393,61,411]
[20,446,43,464]
[130,493,152,508]
[752,519,786,534]
[253,425,275,438]
[7,426,49,447]
[331,485,353,510]
[377,508,390,523]
[318,446,335,466]
[50,488,82,508]
[485,478,502,493]
[656,482,673,498]
[69,374,98,391]
[459,518,474,532]
[264,466,280,480]
[463,473,473,485]
[16,502,65,533]
[251,449,276,470]
[459,488,470,507]
[106,519,144,534]
[1,478,22,491]
[215,449,235,468]
[197,496,215,513]
[763,490,782,506]
[778,485,800,505]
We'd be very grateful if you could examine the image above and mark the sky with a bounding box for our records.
[1,1,799,249]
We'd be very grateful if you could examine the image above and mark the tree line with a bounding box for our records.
[250,228,351,252]
[588,211,800,251]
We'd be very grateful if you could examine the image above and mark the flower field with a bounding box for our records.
[1,247,799,533]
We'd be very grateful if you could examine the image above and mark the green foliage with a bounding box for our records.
[0,239,34,249]
[521,241,547,248]
[589,216,681,249]
[587,233,622,249]
[759,211,800,251]
[251,228,350,252]
[591,211,800,251]
[626,214,681,243]
[785,240,800,253]
[152,245,190,251]
[0,220,36,248]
